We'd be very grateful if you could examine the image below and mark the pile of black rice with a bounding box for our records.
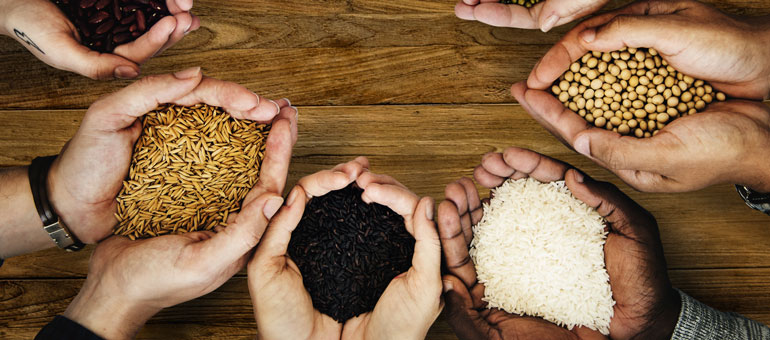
[288,183,415,322]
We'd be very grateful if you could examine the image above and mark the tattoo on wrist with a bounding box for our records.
[13,29,45,55]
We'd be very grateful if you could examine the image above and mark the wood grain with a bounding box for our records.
[2,268,770,339]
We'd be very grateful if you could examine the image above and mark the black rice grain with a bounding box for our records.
[288,183,415,323]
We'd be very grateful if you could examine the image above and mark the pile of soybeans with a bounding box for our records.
[551,47,726,138]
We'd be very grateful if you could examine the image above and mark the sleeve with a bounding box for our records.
[671,289,770,340]
[34,315,104,340]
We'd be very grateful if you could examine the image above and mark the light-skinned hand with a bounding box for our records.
[0,0,201,79]
[517,0,770,192]
[248,157,443,340]
[438,147,681,340]
[454,0,610,32]
[47,67,294,244]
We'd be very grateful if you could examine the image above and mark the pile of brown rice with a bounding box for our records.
[114,104,269,239]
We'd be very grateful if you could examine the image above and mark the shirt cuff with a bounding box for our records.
[671,289,770,340]
[34,315,104,340]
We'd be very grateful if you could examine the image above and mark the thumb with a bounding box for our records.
[50,32,141,80]
[253,186,307,262]
[578,14,680,55]
[564,169,657,240]
[198,192,284,269]
[408,197,441,287]
[572,128,664,172]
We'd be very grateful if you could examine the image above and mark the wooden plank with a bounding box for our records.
[1,105,768,279]
[2,269,769,339]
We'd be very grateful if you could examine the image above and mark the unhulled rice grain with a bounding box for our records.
[470,177,614,334]
[114,104,269,239]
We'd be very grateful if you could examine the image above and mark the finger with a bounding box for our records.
[564,169,654,239]
[356,171,408,192]
[166,0,193,13]
[473,165,506,189]
[572,127,668,171]
[479,152,515,179]
[274,103,298,145]
[500,146,570,182]
[333,156,370,172]
[359,182,420,225]
[84,68,203,131]
[443,178,478,245]
[152,13,195,57]
[297,160,364,198]
[44,32,141,80]
[408,197,441,283]
[198,192,284,269]
[242,119,293,206]
[513,83,587,146]
[112,16,177,64]
[437,200,477,287]
[469,3,541,29]
[254,186,307,260]
[537,0,610,32]
[175,77,280,122]
[443,275,492,340]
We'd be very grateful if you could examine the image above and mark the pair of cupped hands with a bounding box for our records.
[463,0,770,193]
[58,68,680,340]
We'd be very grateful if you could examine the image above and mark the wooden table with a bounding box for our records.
[1,0,769,338]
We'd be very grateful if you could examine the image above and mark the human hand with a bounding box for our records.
[62,190,283,340]
[248,157,443,340]
[527,0,770,100]
[0,0,200,79]
[47,67,292,244]
[438,147,681,340]
[454,0,610,32]
[513,82,770,192]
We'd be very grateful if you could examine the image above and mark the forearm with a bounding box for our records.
[671,289,770,340]
[0,166,55,258]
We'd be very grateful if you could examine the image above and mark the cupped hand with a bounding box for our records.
[0,0,201,79]
[248,157,443,340]
[454,0,609,32]
[47,67,291,244]
[62,190,282,340]
[513,81,770,192]
[438,147,681,340]
[527,0,770,100]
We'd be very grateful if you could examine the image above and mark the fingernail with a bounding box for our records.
[581,28,596,43]
[574,170,585,183]
[541,14,559,33]
[184,22,192,34]
[269,99,280,114]
[173,66,201,79]
[282,98,291,106]
[114,66,139,79]
[443,280,453,293]
[574,135,591,156]
[263,196,284,219]
[286,187,300,206]
[425,199,434,221]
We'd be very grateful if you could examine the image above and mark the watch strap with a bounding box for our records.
[736,185,770,216]
[28,156,85,251]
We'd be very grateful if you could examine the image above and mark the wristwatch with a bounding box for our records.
[28,156,85,252]
[736,185,770,216]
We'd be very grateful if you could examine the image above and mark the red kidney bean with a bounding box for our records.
[88,11,109,24]
[51,0,171,52]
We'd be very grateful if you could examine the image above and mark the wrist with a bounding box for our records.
[635,287,682,340]
[64,279,159,340]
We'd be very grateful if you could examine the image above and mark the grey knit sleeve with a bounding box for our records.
[671,289,770,340]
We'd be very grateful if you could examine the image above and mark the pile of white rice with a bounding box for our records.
[470,177,614,334]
